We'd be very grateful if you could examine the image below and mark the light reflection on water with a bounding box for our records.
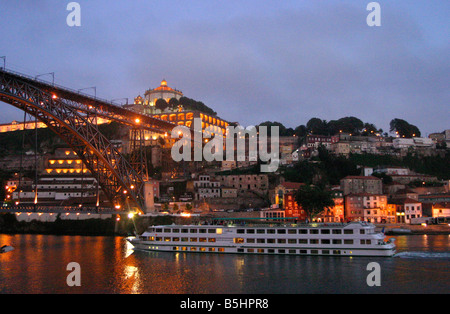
[0,234,449,294]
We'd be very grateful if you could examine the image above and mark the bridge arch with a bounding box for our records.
[0,71,146,212]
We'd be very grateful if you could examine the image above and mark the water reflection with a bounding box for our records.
[1,234,449,294]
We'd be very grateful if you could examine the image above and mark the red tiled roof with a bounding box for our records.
[281,182,305,190]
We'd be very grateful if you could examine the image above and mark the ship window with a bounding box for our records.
[311,250,319,254]
[321,229,330,234]
[288,229,296,234]
[237,229,245,234]
[155,228,163,232]
[200,247,206,252]
[246,229,255,234]
[360,229,366,234]
[288,239,296,244]
[277,229,286,234]
[344,239,354,244]
[299,239,307,244]
[299,229,308,234]
[209,248,215,252]
[172,237,179,241]
[164,237,171,242]
[234,238,244,244]
[208,238,216,242]
[172,229,179,233]
[267,239,275,244]
[247,239,255,243]
[333,250,341,255]
[156,237,162,241]
[289,249,296,254]
[199,229,206,233]
[208,229,216,234]
[164,229,171,233]
[181,229,188,233]
[190,229,197,233]
[247,249,254,253]
[332,239,342,244]
[268,249,275,253]
[257,249,265,253]
[322,250,330,254]
[199,238,207,242]
[257,239,265,243]
[277,239,286,244]
[344,230,353,234]
[300,250,307,254]
[218,248,225,252]
[190,247,196,251]
[257,229,265,234]
[310,239,319,244]
[332,229,342,234]
[181,237,188,242]
[267,229,275,234]
[278,249,285,254]
[238,248,244,253]
[190,238,197,242]
[321,239,330,244]
[310,229,319,234]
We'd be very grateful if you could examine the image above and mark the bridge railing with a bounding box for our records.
[0,67,121,106]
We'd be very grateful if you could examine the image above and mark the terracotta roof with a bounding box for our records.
[281,182,305,190]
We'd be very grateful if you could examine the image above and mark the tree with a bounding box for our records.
[295,185,335,221]
[389,118,421,138]
[155,98,169,111]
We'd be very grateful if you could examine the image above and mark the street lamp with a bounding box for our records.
[78,86,96,99]
[35,72,55,85]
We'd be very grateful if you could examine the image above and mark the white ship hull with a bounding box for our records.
[128,222,396,257]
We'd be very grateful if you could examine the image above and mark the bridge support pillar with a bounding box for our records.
[143,181,157,213]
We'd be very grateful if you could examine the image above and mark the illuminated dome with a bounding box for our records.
[142,79,184,112]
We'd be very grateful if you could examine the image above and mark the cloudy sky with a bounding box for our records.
[0,0,448,136]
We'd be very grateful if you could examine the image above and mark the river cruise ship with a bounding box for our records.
[128,221,396,257]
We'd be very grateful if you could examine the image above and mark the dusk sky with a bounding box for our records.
[0,1,448,136]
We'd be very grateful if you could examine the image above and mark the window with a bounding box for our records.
[234,238,244,244]
[257,229,265,234]
[288,229,296,234]
[277,229,286,234]
[332,229,342,234]
[237,229,245,234]
[299,229,308,234]
[257,239,265,244]
[288,239,296,244]
[298,239,307,244]
[321,239,330,244]
[344,239,354,244]
[310,239,319,244]
[344,229,353,234]
[332,239,342,244]
[247,239,255,243]
[267,229,275,234]
[321,229,330,234]
[190,238,197,242]
[208,229,216,234]
[310,229,319,234]
[246,229,255,234]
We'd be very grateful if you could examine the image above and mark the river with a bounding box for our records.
[0,234,448,294]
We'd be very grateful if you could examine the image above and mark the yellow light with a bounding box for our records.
[135,118,140,124]
[128,213,134,219]
[115,205,121,210]
[52,94,57,99]
[180,212,191,218]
